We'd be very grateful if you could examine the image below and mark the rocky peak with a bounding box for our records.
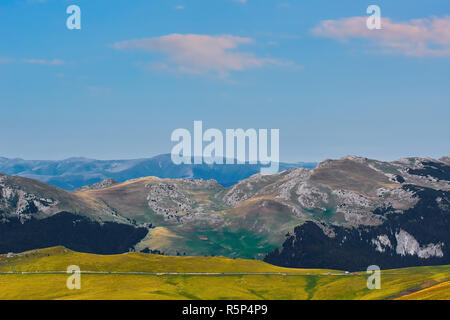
[439,155,450,165]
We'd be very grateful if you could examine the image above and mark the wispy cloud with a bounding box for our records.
[312,16,450,57]
[0,57,14,64]
[22,58,64,65]
[113,34,297,77]
[174,5,184,10]
[1,57,65,66]
[278,3,291,8]
[87,86,112,96]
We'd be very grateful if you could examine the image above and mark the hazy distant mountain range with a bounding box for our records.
[0,154,316,190]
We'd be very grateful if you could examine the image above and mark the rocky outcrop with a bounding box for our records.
[146,183,195,222]
[395,229,443,259]
[75,178,118,191]
[0,175,58,221]
[265,185,450,270]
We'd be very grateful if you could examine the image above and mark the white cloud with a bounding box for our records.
[312,16,450,57]
[113,34,296,77]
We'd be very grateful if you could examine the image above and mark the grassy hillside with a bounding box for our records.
[0,247,448,300]
[396,281,450,300]
[82,177,302,258]
[0,246,316,274]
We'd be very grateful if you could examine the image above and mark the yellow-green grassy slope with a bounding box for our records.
[396,281,450,300]
[0,247,449,300]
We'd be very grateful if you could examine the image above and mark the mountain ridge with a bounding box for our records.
[0,153,316,190]
[0,154,449,270]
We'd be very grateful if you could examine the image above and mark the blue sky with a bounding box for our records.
[0,0,449,162]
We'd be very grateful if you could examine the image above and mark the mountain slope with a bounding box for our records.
[0,154,449,270]
[0,174,147,254]
[0,173,128,223]
[264,156,450,270]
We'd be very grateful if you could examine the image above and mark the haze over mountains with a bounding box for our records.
[0,154,449,271]
[0,154,316,190]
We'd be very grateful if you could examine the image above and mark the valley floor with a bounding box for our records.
[0,247,449,300]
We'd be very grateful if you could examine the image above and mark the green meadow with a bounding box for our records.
[0,247,448,300]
